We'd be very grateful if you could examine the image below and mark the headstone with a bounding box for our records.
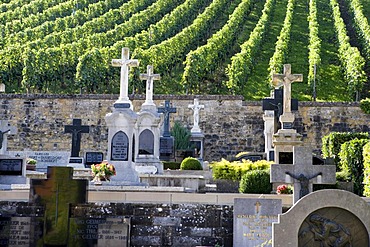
[233,198,281,247]
[140,65,160,110]
[273,190,370,246]
[112,47,139,109]
[64,119,90,159]
[0,158,26,185]
[111,131,129,161]
[138,129,154,155]
[0,120,17,155]
[158,101,176,161]
[85,152,104,168]
[188,98,204,133]
[29,166,88,246]
[270,146,336,203]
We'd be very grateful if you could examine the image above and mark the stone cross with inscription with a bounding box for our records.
[270,146,336,203]
[272,64,302,129]
[140,65,160,107]
[64,119,90,157]
[0,120,17,155]
[157,100,176,137]
[112,47,139,108]
[188,98,204,133]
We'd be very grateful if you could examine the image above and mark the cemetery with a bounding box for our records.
[0,47,370,247]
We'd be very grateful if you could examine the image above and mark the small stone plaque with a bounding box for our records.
[234,198,281,247]
[0,159,23,175]
[111,131,128,161]
[85,152,104,164]
[160,137,174,154]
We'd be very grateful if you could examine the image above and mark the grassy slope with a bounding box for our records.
[243,0,288,100]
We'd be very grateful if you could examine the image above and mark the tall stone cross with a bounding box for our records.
[64,119,90,157]
[272,64,302,129]
[140,65,160,107]
[157,100,176,137]
[112,47,139,108]
[270,146,336,203]
[0,120,17,155]
[188,98,204,133]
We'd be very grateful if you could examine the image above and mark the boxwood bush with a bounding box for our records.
[210,159,272,181]
[180,157,202,170]
[239,169,272,194]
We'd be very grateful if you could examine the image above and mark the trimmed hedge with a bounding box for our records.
[322,132,369,167]
[362,142,370,196]
[180,157,202,170]
[360,98,370,114]
[239,169,272,194]
[339,138,369,195]
[210,159,272,181]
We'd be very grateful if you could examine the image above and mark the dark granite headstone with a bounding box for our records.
[111,131,128,161]
[138,129,154,155]
[85,152,104,168]
[159,137,174,160]
[64,119,90,157]
[0,159,23,175]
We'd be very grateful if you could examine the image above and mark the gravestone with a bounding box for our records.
[273,189,370,246]
[0,120,17,155]
[0,158,26,185]
[158,100,176,161]
[106,47,139,184]
[85,152,104,168]
[188,98,204,133]
[270,146,336,203]
[188,99,205,164]
[271,64,303,164]
[64,119,90,167]
[140,65,160,110]
[30,166,88,246]
[111,47,139,109]
[234,198,281,247]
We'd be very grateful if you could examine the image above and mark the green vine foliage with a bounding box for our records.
[362,142,370,197]
[360,98,370,114]
[322,132,369,169]
[339,138,369,195]
[307,0,321,88]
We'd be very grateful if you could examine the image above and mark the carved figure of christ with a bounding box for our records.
[140,65,160,106]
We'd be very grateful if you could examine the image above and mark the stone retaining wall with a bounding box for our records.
[0,94,369,161]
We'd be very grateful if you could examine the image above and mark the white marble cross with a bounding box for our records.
[140,65,160,107]
[270,146,336,203]
[112,48,139,106]
[0,120,17,155]
[188,98,204,133]
[272,64,302,129]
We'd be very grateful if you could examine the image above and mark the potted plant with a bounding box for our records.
[276,184,293,194]
[91,160,116,185]
[26,158,37,171]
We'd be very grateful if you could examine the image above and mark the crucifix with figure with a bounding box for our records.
[0,120,17,155]
[188,98,204,133]
[272,64,302,129]
[158,100,177,137]
[112,47,139,109]
[270,146,336,203]
[64,119,90,157]
[140,65,160,108]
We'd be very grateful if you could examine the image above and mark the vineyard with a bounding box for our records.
[1,0,370,101]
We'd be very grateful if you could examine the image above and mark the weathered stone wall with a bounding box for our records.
[0,94,369,161]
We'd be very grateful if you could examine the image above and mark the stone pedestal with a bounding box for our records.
[190,132,204,167]
[263,110,275,161]
[105,105,139,184]
[273,129,302,164]
[134,108,163,174]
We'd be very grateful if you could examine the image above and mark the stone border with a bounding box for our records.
[272,189,370,246]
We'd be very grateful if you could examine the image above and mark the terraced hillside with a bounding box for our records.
[1,0,370,101]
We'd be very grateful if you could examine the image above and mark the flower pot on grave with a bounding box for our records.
[26,164,36,171]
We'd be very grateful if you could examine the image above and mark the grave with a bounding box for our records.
[271,64,303,163]
[273,189,370,246]
[134,65,163,174]
[234,198,281,247]
[188,99,205,165]
[270,146,336,203]
[0,120,17,156]
[64,118,90,167]
[85,151,104,168]
[106,47,140,184]
[262,89,298,161]
[158,100,176,161]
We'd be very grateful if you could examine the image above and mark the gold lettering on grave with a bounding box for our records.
[237,214,278,242]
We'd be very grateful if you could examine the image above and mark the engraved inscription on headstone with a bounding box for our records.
[85,152,104,167]
[0,159,23,175]
[138,129,154,155]
[234,198,281,247]
[111,131,128,161]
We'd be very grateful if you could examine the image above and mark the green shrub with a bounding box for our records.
[211,159,272,181]
[163,161,181,170]
[362,142,370,197]
[322,132,369,168]
[171,121,191,150]
[360,98,370,114]
[180,157,202,170]
[339,138,369,195]
[239,169,272,194]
